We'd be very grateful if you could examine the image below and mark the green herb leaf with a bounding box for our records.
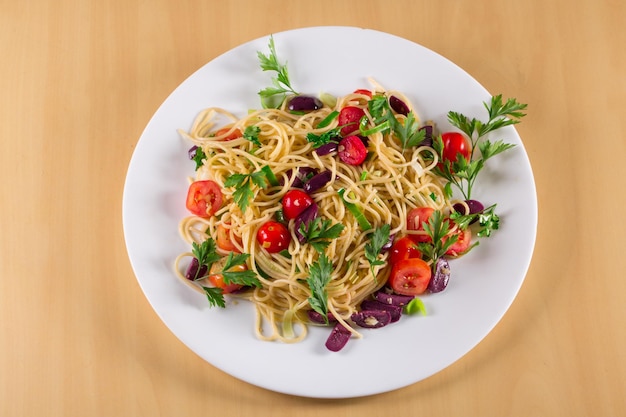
[417,210,458,264]
[364,224,391,276]
[224,170,268,213]
[192,146,206,170]
[299,217,345,253]
[243,125,262,147]
[257,36,298,108]
[201,286,226,308]
[306,127,341,149]
[307,252,333,322]
[191,239,221,280]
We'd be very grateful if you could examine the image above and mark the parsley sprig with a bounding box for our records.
[367,95,426,149]
[307,252,333,323]
[224,169,269,213]
[243,125,262,147]
[449,204,501,237]
[436,95,527,199]
[257,36,299,108]
[191,146,207,170]
[306,127,341,149]
[191,238,261,308]
[416,210,459,264]
[299,217,344,253]
[364,224,391,276]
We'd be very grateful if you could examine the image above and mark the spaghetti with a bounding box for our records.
[174,86,451,343]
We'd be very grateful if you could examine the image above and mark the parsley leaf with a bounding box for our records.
[364,224,391,276]
[448,203,500,237]
[224,170,268,213]
[190,239,260,308]
[299,217,344,253]
[257,36,298,108]
[191,146,207,170]
[243,125,262,147]
[220,252,262,287]
[191,239,221,280]
[307,252,333,322]
[417,210,458,264]
[306,127,341,148]
[441,96,527,200]
[201,286,225,308]
[366,94,425,149]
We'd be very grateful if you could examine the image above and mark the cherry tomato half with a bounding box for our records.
[338,106,366,136]
[441,132,471,166]
[445,227,472,257]
[186,180,223,218]
[406,207,435,243]
[214,127,243,141]
[216,223,241,253]
[388,258,432,296]
[257,221,291,253]
[282,189,314,220]
[389,236,422,265]
[338,135,368,165]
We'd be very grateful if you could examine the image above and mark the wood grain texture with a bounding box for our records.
[1,0,625,415]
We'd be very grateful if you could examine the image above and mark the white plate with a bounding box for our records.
[123,26,537,398]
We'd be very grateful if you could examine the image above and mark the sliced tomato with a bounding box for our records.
[388,258,432,296]
[406,207,435,243]
[186,180,223,218]
[338,135,368,165]
[282,189,314,220]
[389,236,422,265]
[207,260,246,294]
[214,127,243,141]
[216,223,241,253]
[338,106,366,136]
[445,227,472,257]
[257,221,291,253]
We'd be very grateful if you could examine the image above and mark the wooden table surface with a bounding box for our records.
[2,0,625,415]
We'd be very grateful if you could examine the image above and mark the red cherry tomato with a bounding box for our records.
[214,127,243,141]
[445,227,472,257]
[338,106,366,136]
[282,189,314,220]
[406,207,435,243]
[388,258,432,296]
[389,236,422,265]
[257,221,291,253]
[186,180,223,218]
[338,135,368,165]
[441,132,471,166]
[216,223,241,253]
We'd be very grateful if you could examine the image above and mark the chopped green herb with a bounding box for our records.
[306,127,341,149]
[243,125,262,147]
[307,252,333,323]
[416,210,458,264]
[191,238,221,281]
[257,35,299,108]
[192,146,207,170]
[201,286,226,308]
[364,224,391,276]
[220,252,262,287]
[224,169,268,213]
[299,217,344,253]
